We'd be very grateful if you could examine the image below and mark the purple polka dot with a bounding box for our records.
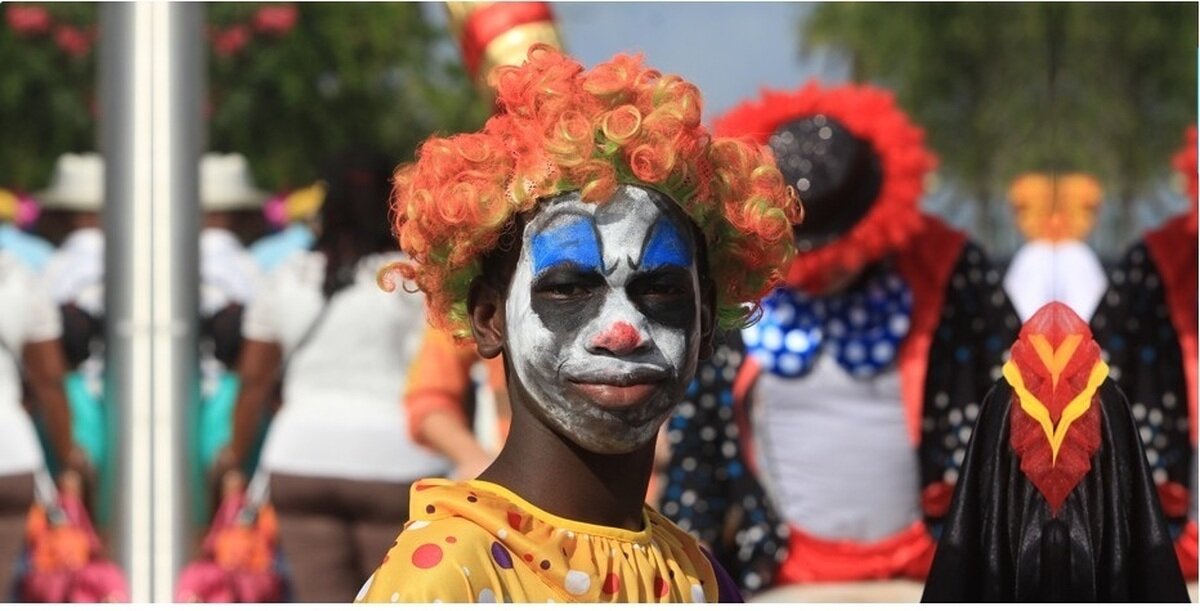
[491,542,513,569]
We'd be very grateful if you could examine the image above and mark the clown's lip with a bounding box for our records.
[566,369,669,409]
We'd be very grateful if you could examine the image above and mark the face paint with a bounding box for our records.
[504,185,702,454]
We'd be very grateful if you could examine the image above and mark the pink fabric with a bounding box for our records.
[174,493,284,603]
[19,495,129,603]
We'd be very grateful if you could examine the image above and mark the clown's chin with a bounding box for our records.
[564,410,666,455]
[568,381,659,409]
[548,392,674,455]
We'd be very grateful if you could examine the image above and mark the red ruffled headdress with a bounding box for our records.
[714,82,936,290]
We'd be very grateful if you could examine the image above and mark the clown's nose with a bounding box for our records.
[590,321,647,355]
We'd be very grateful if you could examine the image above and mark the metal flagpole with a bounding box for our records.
[99,1,202,601]
[99,2,153,601]
[153,1,203,601]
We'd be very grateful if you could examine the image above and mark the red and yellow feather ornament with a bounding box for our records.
[1004,302,1108,514]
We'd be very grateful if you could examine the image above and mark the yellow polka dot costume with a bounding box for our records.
[356,479,720,603]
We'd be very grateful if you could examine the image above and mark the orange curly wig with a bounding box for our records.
[385,45,801,336]
[714,82,936,290]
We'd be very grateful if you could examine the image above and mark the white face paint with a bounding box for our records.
[504,185,702,453]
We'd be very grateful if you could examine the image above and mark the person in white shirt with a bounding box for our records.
[194,154,269,474]
[38,153,106,352]
[31,152,106,479]
[0,250,88,598]
[199,153,267,327]
[213,152,450,601]
[36,151,106,450]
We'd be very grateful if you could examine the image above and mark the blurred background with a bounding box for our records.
[0,0,1194,603]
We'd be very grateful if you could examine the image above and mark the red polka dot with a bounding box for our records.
[654,576,668,597]
[507,511,523,529]
[411,543,443,569]
[523,553,534,562]
[603,573,621,595]
[445,536,457,544]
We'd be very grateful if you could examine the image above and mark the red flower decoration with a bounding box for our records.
[252,4,296,36]
[54,25,91,58]
[6,5,51,36]
[213,25,251,58]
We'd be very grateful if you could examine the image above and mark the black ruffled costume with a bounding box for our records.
[922,378,1188,601]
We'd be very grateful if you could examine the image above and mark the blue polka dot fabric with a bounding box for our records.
[742,266,913,379]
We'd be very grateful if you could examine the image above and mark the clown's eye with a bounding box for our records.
[533,267,604,301]
[629,269,691,302]
[642,282,686,297]
[544,283,592,298]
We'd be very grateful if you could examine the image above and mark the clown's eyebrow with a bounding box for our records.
[530,211,604,275]
[635,215,693,271]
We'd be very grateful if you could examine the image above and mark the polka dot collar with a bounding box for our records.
[361,478,722,602]
[422,478,656,544]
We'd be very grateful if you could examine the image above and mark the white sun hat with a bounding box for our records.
[37,153,104,211]
[200,153,269,211]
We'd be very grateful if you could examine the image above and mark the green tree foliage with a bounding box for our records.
[0,3,489,191]
[0,3,97,190]
[207,2,490,188]
[802,3,1197,244]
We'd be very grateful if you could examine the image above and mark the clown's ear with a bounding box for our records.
[468,275,507,359]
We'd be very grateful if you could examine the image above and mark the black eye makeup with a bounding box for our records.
[532,266,606,301]
[627,267,695,328]
[528,265,607,334]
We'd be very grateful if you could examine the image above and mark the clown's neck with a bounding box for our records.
[478,398,655,532]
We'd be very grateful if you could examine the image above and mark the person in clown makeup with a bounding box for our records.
[356,46,800,603]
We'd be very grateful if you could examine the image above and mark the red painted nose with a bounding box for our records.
[590,321,646,355]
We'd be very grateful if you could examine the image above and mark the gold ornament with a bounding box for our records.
[1009,173,1103,242]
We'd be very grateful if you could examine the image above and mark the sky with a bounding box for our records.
[422,2,851,121]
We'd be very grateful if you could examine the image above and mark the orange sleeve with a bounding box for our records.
[404,327,479,447]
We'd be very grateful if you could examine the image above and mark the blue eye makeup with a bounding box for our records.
[530,213,603,276]
[639,216,693,271]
